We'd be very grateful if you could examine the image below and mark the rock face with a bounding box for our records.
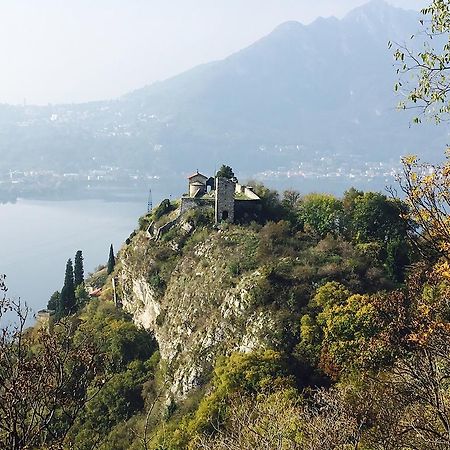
[118,224,282,400]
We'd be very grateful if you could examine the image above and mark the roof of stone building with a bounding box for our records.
[187,171,208,180]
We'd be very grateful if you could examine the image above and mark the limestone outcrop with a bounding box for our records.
[117,224,283,400]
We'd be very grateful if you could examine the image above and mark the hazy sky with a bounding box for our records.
[0,0,425,105]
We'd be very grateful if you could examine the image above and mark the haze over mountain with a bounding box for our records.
[0,0,446,198]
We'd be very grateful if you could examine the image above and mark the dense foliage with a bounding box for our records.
[135,175,450,449]
[6,166,450,449]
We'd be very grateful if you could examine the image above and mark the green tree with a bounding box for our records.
[298,282,352,365]
[342,187,363,212]
[75,285,89,310]
[385,237,410,283]
[318,294,378,372]
[182,350,292,442]
[75,300,157,372]
[342,187,363,236]
[351,193,408,244]
[313,281,351,309]
[74,250,84,287]
[47,290,60,311]
[107,244,115,275]
[59,259,76,317]
[349,193,410,282]
[216,164,235,179]
[298,193,344,237]
[73,361,149,448]
[393,1,450,122]
[250,182,286,222]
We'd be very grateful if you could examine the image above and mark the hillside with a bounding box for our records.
[118,201,398,400]
[95,185,408,447]
[1,0,448,199]
[3,172,450,448]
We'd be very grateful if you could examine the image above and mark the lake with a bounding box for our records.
[0,198,153,318]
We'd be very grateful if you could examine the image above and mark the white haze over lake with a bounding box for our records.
[0,199,149,316]
[0,0,426,105]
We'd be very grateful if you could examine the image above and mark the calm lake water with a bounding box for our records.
[0,198,151,317]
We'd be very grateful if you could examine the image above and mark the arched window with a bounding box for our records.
[222,210,229,220]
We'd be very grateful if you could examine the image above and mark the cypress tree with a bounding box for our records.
[74,250,84,287]
[107,244,115,275]
[59,259,76,317]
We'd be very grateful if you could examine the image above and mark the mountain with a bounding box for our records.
[0,0,446,198]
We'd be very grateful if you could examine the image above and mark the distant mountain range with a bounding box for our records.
[0,0,448,198]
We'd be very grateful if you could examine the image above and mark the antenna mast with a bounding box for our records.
[147,188,153,213]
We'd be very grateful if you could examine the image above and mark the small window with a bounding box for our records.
[222,210,229,220]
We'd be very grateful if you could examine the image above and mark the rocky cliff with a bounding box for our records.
[117,218,289,400]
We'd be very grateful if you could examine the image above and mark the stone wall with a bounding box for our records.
[215,177,235,223]
[180,197,214,215]
[181,197,199,215]
[155,218,179,240]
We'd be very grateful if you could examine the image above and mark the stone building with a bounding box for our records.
[181,170,261,224]
[187,172,208,197]
[215,177,235,223]
[147,170,262,241]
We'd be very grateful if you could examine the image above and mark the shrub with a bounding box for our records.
[154,199,174,220]
[138,215,151,231]
[187,350,292,436]
[148,272,165,291]
[228,261,241,276]
[258,220,293,260]
[185,208,214,227]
